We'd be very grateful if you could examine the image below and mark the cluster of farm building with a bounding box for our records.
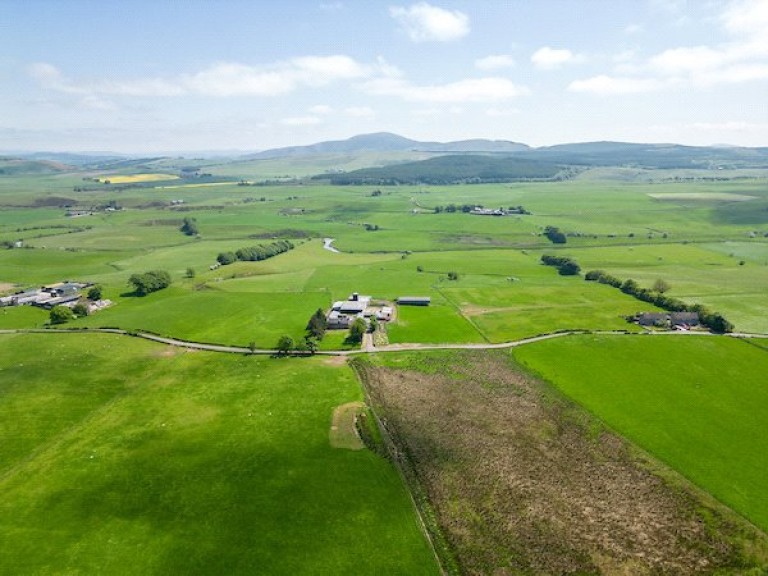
[0,282,109,313]
[327,292,430,329]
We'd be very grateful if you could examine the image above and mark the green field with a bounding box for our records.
[514,334,768,532]
[2,160,768,572]
[0,333,439,575]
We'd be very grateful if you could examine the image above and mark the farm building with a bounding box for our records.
[0,281,91,309]
[327,293,372,329]
[396,296,431,306]
[636,311,700,328]
[670,312,700,327]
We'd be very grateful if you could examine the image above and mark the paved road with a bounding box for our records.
[3,327,767,357]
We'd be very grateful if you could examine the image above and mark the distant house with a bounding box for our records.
[670,312,700,327]
[636,311,701,328]
[396,296,431,306]
[637,312,668,327]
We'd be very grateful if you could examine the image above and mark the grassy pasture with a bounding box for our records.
[514,334,768,532]
[0,169,766,344]
[0,333,439,575]
[572,243,768,333]
[78,288,331,347]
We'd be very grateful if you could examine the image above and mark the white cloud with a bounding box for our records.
[475,54,515,70]
[281,116,323,126]
[183,56,369,97]
[722,0,768,36]
[309,104,334,114]
[30,56,375,99]
[486,107,519,117]
[364,76,527,103]
[344,106,375,117]
[389,2,469,42]
[570,0,768,94]
[649,46,728,76]
[568,75,665,95]
[531,47,581,69]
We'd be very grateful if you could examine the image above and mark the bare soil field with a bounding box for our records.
[356,351,768,575]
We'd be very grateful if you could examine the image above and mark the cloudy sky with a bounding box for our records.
[2,0,767,153]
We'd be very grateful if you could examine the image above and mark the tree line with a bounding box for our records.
[584,270,733,333]
[217,240,294,266]
[540,254,581,275]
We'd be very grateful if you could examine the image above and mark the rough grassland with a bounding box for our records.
[358,350,768,575]
[514,334,768,533]
[0,333,439,575]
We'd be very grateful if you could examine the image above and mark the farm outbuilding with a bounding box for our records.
[396,296,431,306]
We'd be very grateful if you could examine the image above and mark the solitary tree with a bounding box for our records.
[180,217,199,236]
[306,308,327,339]
[185,267,196,279]
[50,305,74,325]
[304,336,318,355]
[347,317,366,344]
[652,278,671,294]
[72,302,89,317]
[276,335,294,356]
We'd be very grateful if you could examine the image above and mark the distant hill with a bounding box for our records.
[524,141,768,169]
[246,134,768,170]
[0,157,74,175]
[315,154,564,185]
[247,132,530,159]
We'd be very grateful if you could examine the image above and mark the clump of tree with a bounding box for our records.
[72,302,89,317]
[49,305,74,325]
[128,270,172,296]
[217,240,294,266]
[447,271,459,281]
[364,223,380,231]
[306,308,327,340]
[87,285,103,301]
[541,254,581,275]
[347,317,367,345]
[585,270,733,333]
[217,251,237,265]
[543,226,567,244]
[180,217,199,236]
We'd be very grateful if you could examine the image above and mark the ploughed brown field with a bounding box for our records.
[356,351,768,575]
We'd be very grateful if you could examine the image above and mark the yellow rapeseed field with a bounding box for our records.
[100,173,179,184]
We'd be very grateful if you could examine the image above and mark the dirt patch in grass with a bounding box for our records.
[322,355,348,367]
[0,282,16,294]
[357,351,768,575]
[461,304,518,317]
[329,401,365,450]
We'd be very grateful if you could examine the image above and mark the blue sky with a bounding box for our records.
[1,0,767,152]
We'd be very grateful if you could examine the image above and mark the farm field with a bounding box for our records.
[0,333,439,575]
[514,334,768,532]
[357,349,768,574]
[1,160,767,573]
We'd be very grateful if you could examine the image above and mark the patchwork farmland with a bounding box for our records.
[1,143,767,574]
